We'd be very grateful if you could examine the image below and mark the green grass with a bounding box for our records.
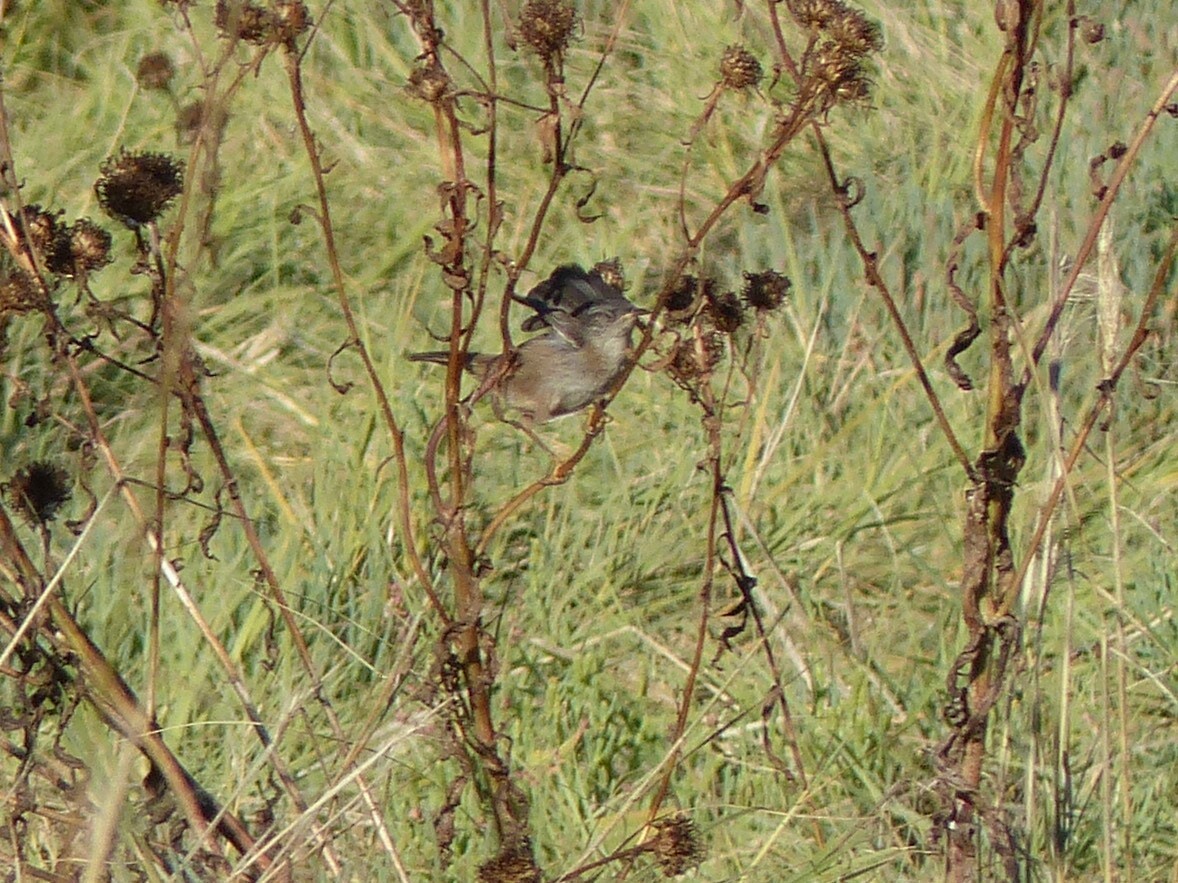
[1,1,1175,880]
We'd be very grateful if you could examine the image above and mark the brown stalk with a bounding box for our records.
[279,46,439,622]
[0,505,266,876]
[943,6,1038,879]
[395,0,527,846]
[0,88,301,876]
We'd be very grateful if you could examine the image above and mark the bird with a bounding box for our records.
[516,262,636,344]
[409,264,645,425]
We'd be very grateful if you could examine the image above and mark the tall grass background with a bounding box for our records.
[1,1,1175,880]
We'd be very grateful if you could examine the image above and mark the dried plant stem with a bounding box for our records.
[0,506,265,875]
[944,11,1035,878]
[815,133,976,480]
[149,222,170,729]
[1097,219,1134,880]
[0,93,296,865]
[643,418,721,823]
[998,224,1177,617]
[1024,68,1178,384]
[111,46,376,869]
[280,48,439,621]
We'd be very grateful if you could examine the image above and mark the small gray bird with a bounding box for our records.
[516,262,637,344]
[409,264,645,425]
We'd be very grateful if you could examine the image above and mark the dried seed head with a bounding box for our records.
[216,0,271,42]
[591,257,625,291]
[6,461,72,526]
[667,342,701,387]
[13,204,72,273]
[788,0,844,30]
[789,0,881,106]
[719,45,763,91]
[813,40,873,105]
[742,269,791,312]
[667,330,724,388]
[518,0,577,60]
[137,52,176,90]
[825,6,883,58]
[814,41,854,84]
[706,289,745,333]
[68,219,114,276]
[833,67,872,103]
[14,204,56,254]
[216,0,309,46]
[647,815,706,877]
[95,149,185,228]
[273,0,311,41]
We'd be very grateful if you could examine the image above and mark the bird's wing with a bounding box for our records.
[518,265,633,342]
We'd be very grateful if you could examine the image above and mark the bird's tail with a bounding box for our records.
[407,351,475,369]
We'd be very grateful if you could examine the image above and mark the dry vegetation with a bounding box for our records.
[1,1,1175,881]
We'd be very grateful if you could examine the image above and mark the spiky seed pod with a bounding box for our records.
[215,0,309,45]
[518,0,577,60]
[742,270,791,312]
[706,289,745,333]
[273,0,311,42]
[6,461,72,526]
[719,45,763,91]
[13,204,72,274]
[21,205,61,251]
[648,815,706,877]
[68,219,114,276]
[788,0,845,31]
[137,52,175,90]
[812,40,871,105]
[216,0,271,42]
[814,41,854,84]
[95,149,185,228]
[825,6,883,58]
[667,343,700,386]
[789,2,880,106]
[591,257,625,291]
[667,330,725,389]
[834,68,872,103]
